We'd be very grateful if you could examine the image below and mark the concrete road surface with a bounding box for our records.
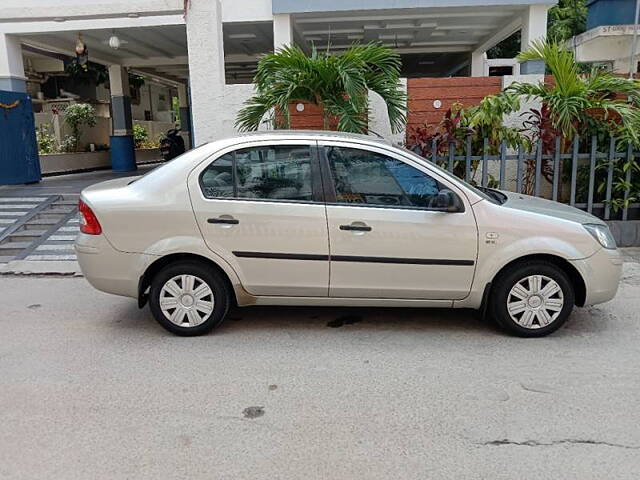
[1,265,639,479]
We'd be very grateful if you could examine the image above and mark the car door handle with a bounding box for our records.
[340,224,372,232]
[207,217,239,225]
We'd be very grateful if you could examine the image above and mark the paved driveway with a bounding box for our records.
[0,261,639,479]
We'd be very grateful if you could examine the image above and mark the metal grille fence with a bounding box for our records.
[427,135,639,221]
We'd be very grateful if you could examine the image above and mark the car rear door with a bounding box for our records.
[319,141,478,300]
[188,140,329,297]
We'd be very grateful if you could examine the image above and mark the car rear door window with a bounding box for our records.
[200,145,314,202]
[326,146,444,208]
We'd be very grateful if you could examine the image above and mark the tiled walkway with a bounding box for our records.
[0,165,158,265]
[0,195,79,262]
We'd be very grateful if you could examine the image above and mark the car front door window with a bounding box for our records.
[326,146,444,208]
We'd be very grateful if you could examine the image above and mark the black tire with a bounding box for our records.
[490,261,575,337]
[149,261,230,336]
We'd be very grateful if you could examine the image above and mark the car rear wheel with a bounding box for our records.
[149,261,230,336]
[491,261,575,337]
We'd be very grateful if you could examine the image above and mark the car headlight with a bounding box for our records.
[583,224,617,250]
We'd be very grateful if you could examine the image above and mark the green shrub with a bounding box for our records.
[64,103,97,152]
[60,135,78,153]
[133,124,149,149]
[36,125,58,154]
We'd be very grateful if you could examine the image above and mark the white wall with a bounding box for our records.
[368,79,407,146]
[2,0,183,20]
[501,74,544,130]
[221,0,273,22]
[131,81,175,123]
[573,35,639,74]
[3,0,273,23]
[213,84,272,139]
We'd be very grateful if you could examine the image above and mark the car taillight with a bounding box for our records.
[79,199,102,235]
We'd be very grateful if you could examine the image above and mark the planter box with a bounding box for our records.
[40,148,162,176]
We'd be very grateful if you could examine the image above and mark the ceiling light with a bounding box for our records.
[109,35,121,49]
[53,17,65,22]
[108,29,122,49]
[127,13,140,18]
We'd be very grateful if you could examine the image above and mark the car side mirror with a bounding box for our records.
[435,189,461,212]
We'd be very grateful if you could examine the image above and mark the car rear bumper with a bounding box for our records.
[570,247,623,306]
[75,233,154,299]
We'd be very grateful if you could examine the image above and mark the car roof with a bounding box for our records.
[222,130,392,146]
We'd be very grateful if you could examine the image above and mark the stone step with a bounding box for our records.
[0,255,14,263]
[6,230,46,239]
[0,242,30,255]
[40,208,74,215]
[22,218,59,228]
[0,197,49,203]
[0,204,38,209]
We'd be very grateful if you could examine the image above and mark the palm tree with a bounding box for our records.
[508,40,640,198]
[235,43,406,134]
[508,40,640,145]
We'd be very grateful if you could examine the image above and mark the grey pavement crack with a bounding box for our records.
[480,439,640,450]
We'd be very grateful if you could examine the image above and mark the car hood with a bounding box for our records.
[500,191,605,226]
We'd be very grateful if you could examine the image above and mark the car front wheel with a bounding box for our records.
[149,261,230,336]
[491,261,575,337]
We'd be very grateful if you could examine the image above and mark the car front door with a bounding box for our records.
[320,142,478,300]
[188,140,329,297]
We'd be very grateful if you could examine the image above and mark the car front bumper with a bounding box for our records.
[570,247,623,306]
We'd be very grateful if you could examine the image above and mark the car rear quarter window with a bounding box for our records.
[200,145,313,202]
[200,153,234,198]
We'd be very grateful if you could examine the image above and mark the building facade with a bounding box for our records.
[571,0,640,74]
[1,0,555,151]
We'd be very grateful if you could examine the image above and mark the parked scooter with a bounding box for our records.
[159,128,186,161]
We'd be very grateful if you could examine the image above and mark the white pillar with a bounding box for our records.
[0,34,26,92]
[108,65,132,136]
[471,50,487,77]
[177,83,192,149]
[108,65,129,97]
[273,13,294,50]
[186,0,226,145]
[521,5,550,74]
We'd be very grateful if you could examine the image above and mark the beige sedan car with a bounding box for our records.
[76,131,622,337]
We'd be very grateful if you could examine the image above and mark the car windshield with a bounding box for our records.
[400,147,502,205]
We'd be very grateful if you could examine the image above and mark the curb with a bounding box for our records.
[0,260,82,276]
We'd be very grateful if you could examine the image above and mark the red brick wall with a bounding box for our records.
[285,77,504,135]
[407,77,503,141]
[287,102,326,130]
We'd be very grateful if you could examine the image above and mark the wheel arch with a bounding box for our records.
[138,253,242,308]
[488,253,587,308]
